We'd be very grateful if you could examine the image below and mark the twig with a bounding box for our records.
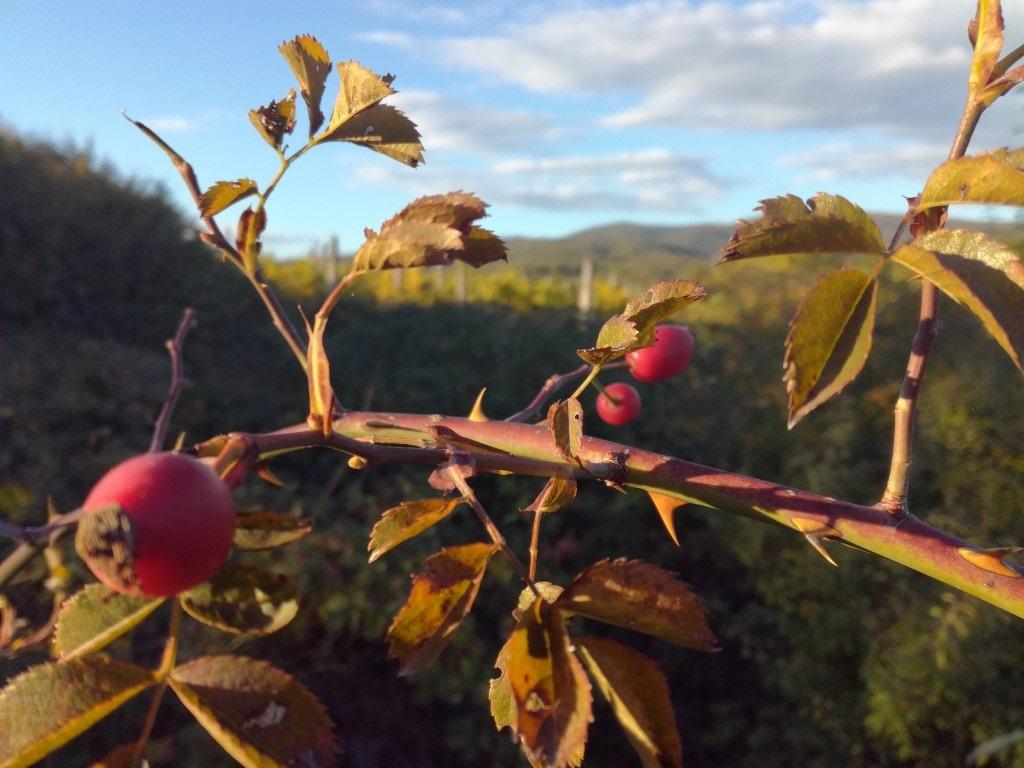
[149,309,197,453]
[506,361,626,423]
[0,508,82,547]
[130,601,181,768]
[445,466,539,597]
[528,509,543,582]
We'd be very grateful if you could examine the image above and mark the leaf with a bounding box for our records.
[578,280,705,365]
[0,658,154,768]
[235,207,266,272]
[512,582,565,622]
[233,511,313,551]
[169,655,337,768]
[526,475,578,515]
[396,192,488,231]
[305,313,334,437]
[326,60,396,130]
[180,563,299,635]
[577,636,683,768]
[387,542,498,675]
[969,0,1004,96]
[368,498,463,564]
[317,104,423,167]
[720,193,885,263]
[459,226,508,268]
[52,584,163,660]
[891,229,1024,372]
[199,179,259,218]
[278,35,332,136]
[917,148,1024,210]
[491,599,592,768]
[556,558,718,651]
[548,398,583,464]
[248,90,297,150]
[783,268,878,428]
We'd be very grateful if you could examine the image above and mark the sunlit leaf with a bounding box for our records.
[248,90,297,150]
[578,315,640,365]
[0,658,154,768]
[235,207,266,272]
[969,0,1005,97]
[395,192,488,231]
[180,563,299,635]
[491,599,592,768]
[368,498,463,564]
[526,475,578,515]
[891,229,1024,372]
[721,193,885,263]
[784,268,878,428]
[459,226,508,268]
[327,60,396,129]
[556,558,718,651]
[917,148,1024,210]
[232,511,313,551]
[305,312,334,437]
[387,542,498,675]
[169,655,337,768]
[549,398,583,464]
[278,35,332,136]
[199,179,258,218]
[318,104,423,167]
[577,636,683,768]
[52,584,163,660]
[513,582,565,622]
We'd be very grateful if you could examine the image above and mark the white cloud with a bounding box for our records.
[436,0,1017,140]
[778,140,948,182]
[357,31,415,48]
[144,116,199,133]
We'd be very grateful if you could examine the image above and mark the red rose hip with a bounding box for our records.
[76,452,236,597]
[595,382,642,426]
[626,325,695,382]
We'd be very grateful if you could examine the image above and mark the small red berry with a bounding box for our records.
[76,453,236,597]
[626,325,695,382]
[595,382,642,426]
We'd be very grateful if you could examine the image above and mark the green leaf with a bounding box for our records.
[368,498,463,564]
[326,60,396,130]
[556,558,718,651]
[52,584,163,660]
[248,90,297,150]
[577,636,683,768]
[578,280,704,365]
[180,563,299,635]
[199,179,259,218]
[278,35,332,136]
[548,397,584,464]
[784,268,878,428]
[969,0,1005,97]
[169,655,337,768]
[917,148,1024,210]
[526,475,578,515]
[317,104,423,167]
[0,658,154,768]
[232,511,313,551]
[387,542,498,675]
[491,599,592,768]
[720,193,885,263]
[891,229,1024,372]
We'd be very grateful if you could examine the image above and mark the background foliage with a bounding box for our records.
[2,129,1023,767]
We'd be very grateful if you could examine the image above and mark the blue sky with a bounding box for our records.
[3,0,1022,256]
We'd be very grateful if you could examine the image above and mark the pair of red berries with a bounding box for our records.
[595,325,695,426]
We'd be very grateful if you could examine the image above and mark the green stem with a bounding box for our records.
[569,365,601,401]
[130,601,181,768]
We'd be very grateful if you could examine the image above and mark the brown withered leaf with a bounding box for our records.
[784,268,878,428]
[233,511,313,551]
[199,179,258,218]
[368,498,463,563]
[304,314,334,436]
[720,193,885,263]
[556,558,718,651]
[354,220,463,272]
[327,60,396,128]
[548,398,584,465]
[318,104,423,167]
[235,207,266,270]
[491,599,592,768]
[248,89,297,150]
[278,35,332,136]
[526,475,578,515]
[461,226,509,268]
[394,192,488,232]
[577,636,683,768]
[387,542,498,675]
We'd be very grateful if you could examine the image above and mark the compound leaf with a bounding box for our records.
[0,658,154,768]
[169,655,337,768]
[248,90,297,150]
[917,148,1024,210]
[556,559,718,651]
[387,542,498,676]
[784,268,878,428]
[721,193,885,263]
[232,511,313,551]
[891,230,1024,372]
[577,636,683,768]
[368,498,463,563]
[278,35,332,136]
[52,584,163,660]
[199,179,258,218]
[180,563,299,635]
